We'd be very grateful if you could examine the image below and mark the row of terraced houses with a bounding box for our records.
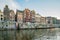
[0,5,60,25]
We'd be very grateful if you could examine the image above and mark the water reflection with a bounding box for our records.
[0,28,59,40]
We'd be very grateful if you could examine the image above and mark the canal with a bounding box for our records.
[0,28,60,40]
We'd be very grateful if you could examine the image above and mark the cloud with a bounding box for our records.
[0,0,21,12]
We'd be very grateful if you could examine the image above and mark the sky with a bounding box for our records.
[0,0,60,19]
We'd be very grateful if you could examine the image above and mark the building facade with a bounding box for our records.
[40,17,46,24]
[30,10,35,23]
[9,10,15,21]
[0,10,4,21]
[16,10,23,23]
[23,9,31,22]
[46,17,57,24]
[35,14,41,23]
[56,19,60,24]
[3,5,10,21]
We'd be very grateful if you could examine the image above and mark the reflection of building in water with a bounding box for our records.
[0,10,4,21]
[3,5,10,21]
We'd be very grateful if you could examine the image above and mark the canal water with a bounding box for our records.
[0,28,60,40]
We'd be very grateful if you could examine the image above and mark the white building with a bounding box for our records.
[35,13,41,23]
[0,10,4,21]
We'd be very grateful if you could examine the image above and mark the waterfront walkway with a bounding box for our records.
[0,21,60,30]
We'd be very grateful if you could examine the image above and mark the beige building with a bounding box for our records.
[9,10,15,21]
[40,17,46,24]
[31,10,35,23]
[35,14,41,23]
[0,10,4,21]
[16,10,23,23]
